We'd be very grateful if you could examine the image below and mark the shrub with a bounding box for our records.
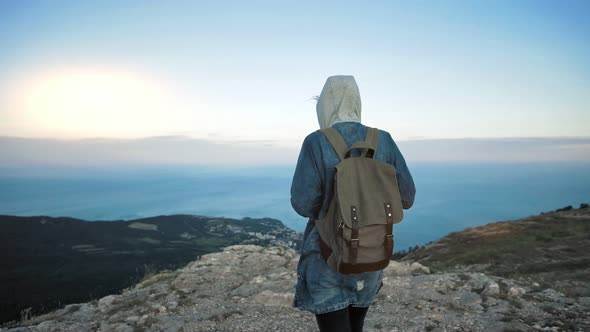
[555,205,573,212]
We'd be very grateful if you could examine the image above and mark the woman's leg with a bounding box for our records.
[315,307,351,332]
[349,305,369,332]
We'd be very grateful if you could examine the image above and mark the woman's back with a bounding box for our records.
[290,76,415,331]
[291,121,415,222]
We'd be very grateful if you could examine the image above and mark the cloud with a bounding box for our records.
[0,135,300,167]
[1,136,589,171]
[396,137,590,162]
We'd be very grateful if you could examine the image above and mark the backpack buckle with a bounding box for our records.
[385,234,394,254]
[351,238,359,248]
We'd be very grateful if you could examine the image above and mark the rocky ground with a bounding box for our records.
[3,245,588,332]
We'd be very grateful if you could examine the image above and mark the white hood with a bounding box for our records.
[316,75,362,129]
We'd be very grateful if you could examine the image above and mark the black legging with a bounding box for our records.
[315,305,369,332]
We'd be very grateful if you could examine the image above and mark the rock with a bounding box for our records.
[97,295,120,313]
[578,296,590,307]
[383,260,432,276]
[433,277,455,294]
[458,292,482,307]
[410,262,430,275]
[482,297,498,307]
[481,281,500,297]
[264,246,286,256]
[167,301,178,310]
[231,283,259,297]
[99,322,134,332]
[383,261,405,275]
[138,314,150,325]
[223,245,264,253]
[251,275,267,284]
[466,273,495,292]
[152,304,166,313]
[34,321,61,332]
[508,287,526,297]
[251,290,294,307]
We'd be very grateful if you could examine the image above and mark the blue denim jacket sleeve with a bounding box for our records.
[386,132,416,209]
[290,134,324,219]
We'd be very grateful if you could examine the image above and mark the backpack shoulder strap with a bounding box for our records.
[319,128,348,161]
[365,127,379,152]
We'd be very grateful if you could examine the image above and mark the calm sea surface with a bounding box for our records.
[1,162,589,252]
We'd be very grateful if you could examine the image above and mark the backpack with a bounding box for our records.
[315,126,404,274]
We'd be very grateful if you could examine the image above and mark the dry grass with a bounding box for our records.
[406,207,590,297]
[136,270,178,289]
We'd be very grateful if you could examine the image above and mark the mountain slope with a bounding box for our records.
[403,206,590,298]
[0,214,301,325]
[4,245,589,332]
[3,208,590,331]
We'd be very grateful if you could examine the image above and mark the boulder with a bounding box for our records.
[481,281,500,297]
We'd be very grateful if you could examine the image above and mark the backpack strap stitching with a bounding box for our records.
[320,128,348,161]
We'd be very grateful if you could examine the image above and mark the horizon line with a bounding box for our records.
[2,134,590,143]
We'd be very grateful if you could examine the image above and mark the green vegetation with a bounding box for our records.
[405,205,590,298]
[0,214,300,325]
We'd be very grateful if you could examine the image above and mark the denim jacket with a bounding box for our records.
[290,121,416,314]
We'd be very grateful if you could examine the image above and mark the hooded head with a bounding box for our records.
[316,75,361,129]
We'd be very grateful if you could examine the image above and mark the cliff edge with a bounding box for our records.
[4,242,589,332]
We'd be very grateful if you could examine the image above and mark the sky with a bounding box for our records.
[0,1,589,164]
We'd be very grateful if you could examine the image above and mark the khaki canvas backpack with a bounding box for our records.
[316,126,404,274]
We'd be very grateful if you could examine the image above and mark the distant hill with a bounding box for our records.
[403,205,590,298]
[0,214,301,324]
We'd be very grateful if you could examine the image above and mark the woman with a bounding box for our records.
[290,75,416,332]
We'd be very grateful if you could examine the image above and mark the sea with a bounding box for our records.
[1,162,589,252]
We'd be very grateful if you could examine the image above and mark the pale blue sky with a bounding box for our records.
[0,1,589,150]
